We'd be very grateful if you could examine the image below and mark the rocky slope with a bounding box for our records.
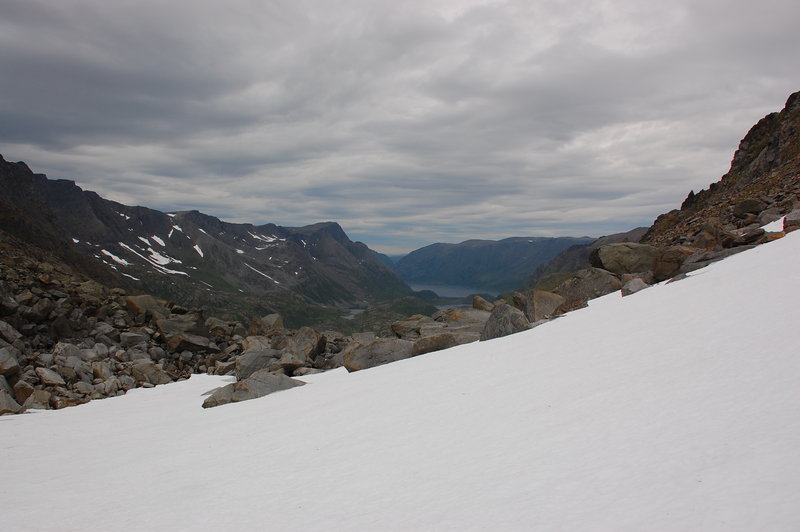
[0,156,411,327]
[395,236,594,293]
[642,90,800,247]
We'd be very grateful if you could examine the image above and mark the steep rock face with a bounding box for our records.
[643,90,800,247]
[0,156,411,326]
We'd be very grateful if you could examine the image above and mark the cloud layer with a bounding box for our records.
[2,0,799,253]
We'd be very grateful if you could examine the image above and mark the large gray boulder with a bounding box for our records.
[342,338,415,372]
[512,289,566,323]
[0,347,20,377]
[480,304,530,341]
[553,268,623,302]
[589,243,660,274]
[129,361,173,386]
[249,314,284,336]
[412,333,459,356]
[35,367,66,386]
[0,389,22,415]
[235,349,281,380]
[202,369,305,408]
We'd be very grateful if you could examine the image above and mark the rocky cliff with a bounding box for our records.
[642,90,800,246]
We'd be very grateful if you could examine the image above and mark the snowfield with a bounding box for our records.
[2,232,799,531]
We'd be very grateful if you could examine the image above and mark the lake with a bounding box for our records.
[407,283,497,298]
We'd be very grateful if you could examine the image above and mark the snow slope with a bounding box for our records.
[2,232,799,531]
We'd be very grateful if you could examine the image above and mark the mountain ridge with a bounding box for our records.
[394,236,595,293]
[0,155,411,327]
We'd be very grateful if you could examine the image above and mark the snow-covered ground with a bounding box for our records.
[2,232,799,531]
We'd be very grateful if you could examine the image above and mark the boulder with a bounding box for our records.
[391,316,427,340]
[480,304,530,341]
[205,317,246,340]
[412,333,460,356]
[242,336,273,352]
[156,313,208,337]
[653,246,697,282]
[124,295,170,320]
[284,327,326,360]
[120,331,149,348]
[130,361,173,386]
[621,278,649,297]
[22,389,51,410]
[235,349,281,380]
[0,389,22,415]
[553,268,623,302]
[0,319,22,343]
[12,379,35,404]
[589,243,660,275]
[784,209,800,233]
[732,198,767,218]
[342,338,415,372]
[35,367,66,386]
[249,314,284,336]
[512,289,565,323]
[165,332,215,353]
[202,369,305,408]
[0,347,20,377]
[472,295,494,312]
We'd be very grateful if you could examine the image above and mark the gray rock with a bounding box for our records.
[512,289,565,323]
[412,333,460,356]
[249,313,284,336]
[53,342,80,358]
[0,374,12,396]
[480,304,530,341]
[553,268,623,302]
[0,347,20,377]
[784,209,800,233]
[241,336,273,352]
[235,349,281,380]
[24,297,55,322]
[732,198,767,218]
[12,379,35,404]
[589,243,660,275]
[22,389,51,410]
[472,295,494,312]
[284,327,325,360]
[342,338,415,372]
[165,332,215,353]
[621,278,649,296]
[205,317,246,340]
[0,319,22,343]
[202,369,305,408]
[35,367,66,386]
[0,389,22,415]
[130,361,173,386]
[120,331,149,348]
[124,294,170,320]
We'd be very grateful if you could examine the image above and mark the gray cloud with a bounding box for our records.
[1,0,799,254]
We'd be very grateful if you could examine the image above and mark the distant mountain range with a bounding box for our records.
[0,156,411,327]
[393,236,595,293]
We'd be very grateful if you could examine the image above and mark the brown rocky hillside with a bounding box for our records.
[642,90,800,246]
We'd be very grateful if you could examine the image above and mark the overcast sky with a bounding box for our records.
[1,0,799,254]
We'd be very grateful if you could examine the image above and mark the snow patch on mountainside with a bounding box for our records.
[3,232,799,531]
